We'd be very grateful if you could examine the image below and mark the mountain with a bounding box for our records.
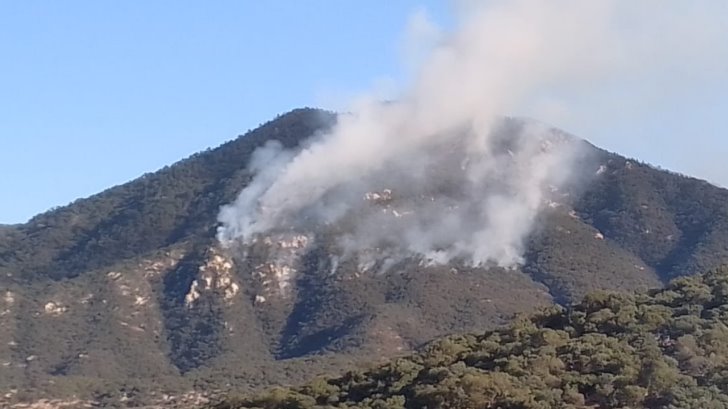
[1,108,728,406]
[213,267,728,409]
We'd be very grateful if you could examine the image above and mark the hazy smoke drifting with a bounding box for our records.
[217,1,726,268]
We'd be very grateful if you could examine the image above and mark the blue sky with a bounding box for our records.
[1,1,727,224]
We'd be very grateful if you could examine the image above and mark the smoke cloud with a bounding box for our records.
[217,1,725,268]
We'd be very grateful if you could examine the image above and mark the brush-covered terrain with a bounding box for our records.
[2,108,728,406]
[213,267,728,409]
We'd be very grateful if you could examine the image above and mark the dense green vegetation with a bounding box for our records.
[212,266,728,409]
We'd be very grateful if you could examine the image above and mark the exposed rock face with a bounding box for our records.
[42,302,67,316]
[248,233,311,299]
[139,250,186,278]
[3,291,14,307]
[252,263,295,297]
[364,188,393,204]
[184,247,239,307]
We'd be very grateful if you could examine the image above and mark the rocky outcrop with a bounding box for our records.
[249,233,311,300]
[184,247,239,307]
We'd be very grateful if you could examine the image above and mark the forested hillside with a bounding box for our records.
[213,267,728,409]
[2,108,728,406]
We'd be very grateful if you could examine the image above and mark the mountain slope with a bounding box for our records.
[213,267,728,409]
[1,108,728,405]
[0,108,336,283]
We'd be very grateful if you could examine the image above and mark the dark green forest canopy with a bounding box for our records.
[213,266,728,409]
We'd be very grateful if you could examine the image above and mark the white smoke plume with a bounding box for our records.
[217,0,727,268]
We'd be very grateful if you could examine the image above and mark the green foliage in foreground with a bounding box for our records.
[212,266,728,409]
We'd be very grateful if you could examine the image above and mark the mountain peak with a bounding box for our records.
[2,109,728,405]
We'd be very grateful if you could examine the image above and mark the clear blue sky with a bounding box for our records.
[1,1,727,224]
